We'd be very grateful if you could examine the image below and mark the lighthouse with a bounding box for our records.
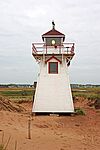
[32,22,75,114]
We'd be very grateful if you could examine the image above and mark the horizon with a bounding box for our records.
[0,83,100,85]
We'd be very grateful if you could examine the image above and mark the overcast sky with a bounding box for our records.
[0,0,100,84]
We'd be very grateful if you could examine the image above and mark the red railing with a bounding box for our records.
[32,43,75,55]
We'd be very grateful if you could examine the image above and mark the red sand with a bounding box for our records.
[0,101,100,150]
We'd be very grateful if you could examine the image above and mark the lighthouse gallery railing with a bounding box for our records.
[32,43,75,55]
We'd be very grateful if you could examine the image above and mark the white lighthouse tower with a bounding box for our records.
[32,22,75,114]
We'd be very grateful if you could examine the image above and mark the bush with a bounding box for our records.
[75,108,85,115]
[94,99,100,109]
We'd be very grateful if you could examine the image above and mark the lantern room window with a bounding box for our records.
[48,62,58,74]
[51,39,56,45]
[45,37,61,46]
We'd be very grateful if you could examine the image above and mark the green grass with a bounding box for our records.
[0,90,34,96]
[0,87,100,102]
[75,108,85,115]
[72,87,100,100]
[0,88,35,102]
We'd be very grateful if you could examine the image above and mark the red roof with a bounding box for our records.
[42,29,65,36]
[42,28,65,41]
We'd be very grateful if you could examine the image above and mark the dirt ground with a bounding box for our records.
[0,100,100,150]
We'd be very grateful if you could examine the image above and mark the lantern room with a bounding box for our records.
[32,21,75,63]
[42,21,65,46]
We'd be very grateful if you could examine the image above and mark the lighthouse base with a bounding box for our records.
[32,59,74,113]
[32,112,75,116]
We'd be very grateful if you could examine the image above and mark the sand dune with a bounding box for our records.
[0,98,100,150]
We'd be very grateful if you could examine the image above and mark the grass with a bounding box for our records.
[0,145,4,150]
[75,108,85,115]
[72,87,100,100]
[0,87,35,102]
[0,132,11,150]
[0,89,34,96]
[0,87,100,103]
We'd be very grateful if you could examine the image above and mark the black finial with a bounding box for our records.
[52,20,55,29]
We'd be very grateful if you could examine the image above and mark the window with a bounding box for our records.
[51,40,56,45]
[48,62,58,74]
[46,38,61,46]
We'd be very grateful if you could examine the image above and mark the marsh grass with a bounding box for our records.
[0,132,11,150]
[0,87,35,103]
[72,87,100,100]
[0,132,17,150]
[0,144,4,150]
[0,87,100,103]
[0,90,34,97]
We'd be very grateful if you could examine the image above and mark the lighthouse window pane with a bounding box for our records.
[49,62,58,74]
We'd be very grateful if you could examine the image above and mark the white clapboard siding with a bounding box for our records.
[32,57,74,113]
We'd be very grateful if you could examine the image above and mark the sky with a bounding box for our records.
[0,0,100,84]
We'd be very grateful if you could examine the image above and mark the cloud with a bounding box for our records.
[0,0,100,84]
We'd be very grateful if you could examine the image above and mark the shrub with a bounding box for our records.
[75,108,85,115]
